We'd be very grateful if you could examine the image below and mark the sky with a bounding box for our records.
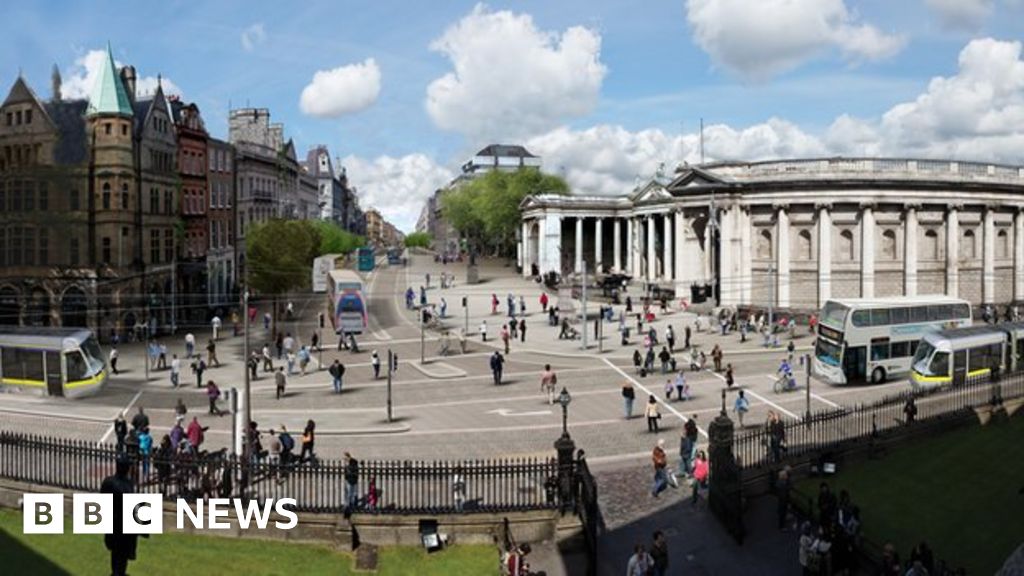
[3,0,1024,232]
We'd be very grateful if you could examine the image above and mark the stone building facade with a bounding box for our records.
[206,137,236,312]
[0,47,178,337]
[520,158,1024,312]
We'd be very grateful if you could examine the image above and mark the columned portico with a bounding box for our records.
[663,213,673,281]
[521,221,530,277]
[860,204,875,298]
[627,218,635,275]
[594,218,603,273]
[776,205,790,308]
[613,218,622,272]
[817,203,832,304]
[574,217,583,273]
[646,215,656,281]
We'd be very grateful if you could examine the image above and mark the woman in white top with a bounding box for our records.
[626,544,652,576]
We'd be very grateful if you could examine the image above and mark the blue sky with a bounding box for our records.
[3,1,1024,231]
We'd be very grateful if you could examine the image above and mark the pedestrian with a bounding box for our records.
[174,398,187,426]
[540,292,548,313]
[101,454,142,576]
[490,351,505,385]
[734,389,750,427]
[903,396,918,425]
[211,314,222,341]
[329,359,345,394]
[644,347,655,373]
[283,332,295,357]
[186,416,207,451]
[509,318,518,340]
[285,350,296,375]
[519,318,527,342]
[207,339,219,367]
[712,344,723,372]
[666,325,675,352]
[776,466,792,530]
[275,367,287,400]
[157,343,167,370]
[625,295,633,313]
[507,293,515,318]
[113,412,128,452]
[311,331,319,352]
[540,364,557,404]
[645,395,660,432]
[343,452,359,517]
[109,346,119,375]
[262,344,274,372]
[170,354,180,388]
[622,381,636,419]
[658,346,671,374]
[194,357,206,388]
[420,286,427,307]
[459,328,467,354]
[627,544,653,576]
[185,332,195,358]
[725,363,735,388]
[248,350,259,381]
[479,320,488,342]
[263,312,271,330]
[491,293,499,315]
[452,466,467,512]
[674,371,688,401]
[206,380,223,416]
[682,415,698,475]
[440,297,447,318]
[649,530,669,576]
[651,439,669,497]
[684,324,692,349]
[371,351,381,379]
[633,349,643,374]
[691,450,709,507]
[501,324,511,354]
[278,425,295,473]
[519,296,526,316]
[768,410,786,463]
[298,345,310,376]
[300,419,316,465]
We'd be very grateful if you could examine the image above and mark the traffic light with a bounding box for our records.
[461,296,468,308]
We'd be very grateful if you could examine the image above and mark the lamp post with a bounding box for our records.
[554,386,575,513]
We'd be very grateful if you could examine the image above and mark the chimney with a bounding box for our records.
[51,64,62,102]
[119,65,136,104]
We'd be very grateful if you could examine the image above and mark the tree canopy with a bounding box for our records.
[440,169,568,255]
[245,219,321,296]
[310,220,364,256]
[404,231,432,248]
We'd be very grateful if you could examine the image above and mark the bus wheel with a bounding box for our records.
[870,367,886,384]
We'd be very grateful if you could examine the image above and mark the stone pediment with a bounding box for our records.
[629,180,671,203]
[666,167,726,194]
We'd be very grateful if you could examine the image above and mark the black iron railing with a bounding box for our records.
[0,432,561,516]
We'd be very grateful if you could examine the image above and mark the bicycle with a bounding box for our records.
[773,373,798,394]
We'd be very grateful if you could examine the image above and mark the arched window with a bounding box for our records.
[120,183,129,210]
[997,229,1009,259]
[882,229,897,260]
[961,229,976,260]
[839,230,854,260]
[101,182,111,210]
[757,229,772,259]
[797,229,812,260]
[924,229,939,260]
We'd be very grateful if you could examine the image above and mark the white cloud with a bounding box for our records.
[241,23,266,52]
[426,3,607,142]
[62,49,181,101]
[925,0,993,31]
[342,154,455,233]
[299,59,381,118]
[685,0,905,80]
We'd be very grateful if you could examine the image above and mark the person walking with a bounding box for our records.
[343,452,360,517]
[490,351,505,385]
[734,390,750,427]
[174,398,187,426]
[298,345,310,376]
[311,331,319,352]
[682,415,698,475]
[768,410,786,463]
[329,360,345,394]
[691,451,709,507]
[158,343,167,370]
[644,347,656,374]
[206,380,223,416]
[207,339,220,367]
[712,344,723,372]
[519,296,526,316]
[211,315,222,341]
[539,292,548,313]
[501,324,511,354]
[666,325,675,352]
[248,350,259,381]
[170,354,181,388]
[645,395,660,432]
[674,370,688,401]
[903,396,918,425]
[632,349,643,374]
[519,318,527,342]
[658,347,671,374]
[649,530,669,576]
[275,367,287,400]
[286,350,296,376]
[113,412,128,452]
[509,318,518,340]
[684,324,692,349]
[626,544,653,576]
[185,332,195,358]
[283,332,295,358]
[262,344,274,372]
[622,381,636,419]
[371,351,381,379]
[194,357,206,389]
[540,364,557,404]
[725,363,735,388]
[300,420,316,465]
[491,293,499,315]
[479,320,488,342]
[109,347,120,375]
[186,416,207,451]
[651,439,669,497]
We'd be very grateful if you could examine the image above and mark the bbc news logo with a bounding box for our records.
[23,494,298,534]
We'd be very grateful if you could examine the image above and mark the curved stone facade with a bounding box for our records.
[519,157,1024,311]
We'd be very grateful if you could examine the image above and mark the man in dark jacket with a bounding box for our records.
[650,530,669,576]
[329,360,345,394]
[490,351,505,385]
[130,407,149,432]
[102,454,143,576]
[344,452,360,517]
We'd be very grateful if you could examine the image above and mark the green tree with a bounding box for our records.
[245,219,320,333]
[404,231,432,248]
[310,220,364,256]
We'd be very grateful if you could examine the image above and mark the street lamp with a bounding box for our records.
[558,387,572,438]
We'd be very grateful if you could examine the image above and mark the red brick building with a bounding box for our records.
[169,97,209,325]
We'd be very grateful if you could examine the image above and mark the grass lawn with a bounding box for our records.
[0,509,495,576]
[797,413,1024,575]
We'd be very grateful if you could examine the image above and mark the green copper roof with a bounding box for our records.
[86,44,132,118]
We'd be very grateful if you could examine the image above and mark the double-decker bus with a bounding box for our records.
[0,327,107,397]
[813,296,971,385]
[327,269,367,335]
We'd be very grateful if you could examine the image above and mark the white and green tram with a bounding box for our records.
[0,328,107,397]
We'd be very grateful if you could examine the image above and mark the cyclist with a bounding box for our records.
[777,358,796,391]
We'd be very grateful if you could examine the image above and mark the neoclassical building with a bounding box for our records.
[519,158,1024,312]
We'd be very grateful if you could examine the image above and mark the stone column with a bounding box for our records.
[521,220,531,278]
[776,205,790,308]
[663,213,673,281]
[719,206,737,307]
[740,208,752,306]
[983,207,996,304]
[861,203,875,298]
[574,217,583,273]
[1016,210,1024,302]
[626,218,634,275]
[904,205,918,296]
[541,213,563,276]
[674,211,687,294]
[946,205,959,297]
[817,203,832,306]
[537,216,547,275]
[646,215,657,281]
[613,218,622,272]
[595,217,603,274]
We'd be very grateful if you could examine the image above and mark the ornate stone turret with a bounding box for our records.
[86,44,133,118]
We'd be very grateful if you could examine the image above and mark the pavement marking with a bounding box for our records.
[486,408,553,417]
[810,393,842,409]
[602,357,709,439]
[743,386,800,420]
[97,389,143,446]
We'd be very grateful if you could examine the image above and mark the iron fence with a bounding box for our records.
[0,432,561,515]
[734,371,1024,476]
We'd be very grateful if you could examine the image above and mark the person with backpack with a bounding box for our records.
[539,364,557,404]
[278,425,295,472]
[300,420,316,465]
[329,359,345,394]
[734,390,750,427]
[206,380,223,416]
